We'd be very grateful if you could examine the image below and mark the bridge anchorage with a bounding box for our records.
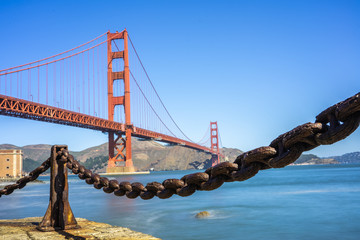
[0,92,358,232]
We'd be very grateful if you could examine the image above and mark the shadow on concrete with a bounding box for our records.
[55,230,86,240]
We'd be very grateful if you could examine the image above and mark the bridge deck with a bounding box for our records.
[0,94,212,154]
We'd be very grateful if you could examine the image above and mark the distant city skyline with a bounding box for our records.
[0,0,359,157]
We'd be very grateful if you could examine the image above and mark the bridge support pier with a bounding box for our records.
[37,145,79,231]
[106,131,135,173]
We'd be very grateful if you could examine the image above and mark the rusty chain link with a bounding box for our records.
[0,158,51,197]
[62,92,360,200]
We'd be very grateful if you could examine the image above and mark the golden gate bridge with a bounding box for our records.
[0,29,223,172]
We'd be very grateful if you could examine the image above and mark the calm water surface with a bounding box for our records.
[1,164,360,240]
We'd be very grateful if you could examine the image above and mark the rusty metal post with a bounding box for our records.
[37,145,79,231]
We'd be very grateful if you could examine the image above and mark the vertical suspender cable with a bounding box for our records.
[38,66,40,102]
[10,74,12,96]
[60,60,62,107]
[46,64,48,105]
[68,57,70,109]
[77,54,79,112]
[70,57,72,111]
[65,59,68,109]
[17,72,19,98]
[4,72,7,95]
[97,46,100,117]
[93,48,95,116]
[54,62,56,106]
[28,68,31,101]
[88,51,90,115]
[19,72,22,98]
[82,53,85,113]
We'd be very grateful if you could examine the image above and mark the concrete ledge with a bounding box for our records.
[0,217,160,240]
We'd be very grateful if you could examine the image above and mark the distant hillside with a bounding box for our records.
[291,152,360,165]
[0,140,242,173]
[333,152,360,164]
[2,141,358,173]
[80,143,243,172]
[71,143,108,163]
[221,147,243,162]
[0,144,52,162]
[294,154,338,165]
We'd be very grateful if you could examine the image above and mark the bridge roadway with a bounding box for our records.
[0,94,213,154]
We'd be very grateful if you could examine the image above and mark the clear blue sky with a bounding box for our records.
[0,0,359,157]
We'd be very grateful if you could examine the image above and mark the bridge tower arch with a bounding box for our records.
[106,30,135,173]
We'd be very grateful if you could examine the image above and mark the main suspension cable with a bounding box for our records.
[0,32,123,76]
[0,31,108,73]
[127,34,195,143]
[129,70,177,137]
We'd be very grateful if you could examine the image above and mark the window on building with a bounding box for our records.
[6,159,9,161]
[6,166,9,169]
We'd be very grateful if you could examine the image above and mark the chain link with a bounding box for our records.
[0,158,51,197]
[63,92,360,200]
[1,92,359,200]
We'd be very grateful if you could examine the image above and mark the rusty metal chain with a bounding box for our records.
[0,158,51,197]
[64,92,360,200]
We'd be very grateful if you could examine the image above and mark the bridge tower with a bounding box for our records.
[106,30,135,173]
[210,121,220,166]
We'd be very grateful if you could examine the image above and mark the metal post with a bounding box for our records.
[37,145,79,231]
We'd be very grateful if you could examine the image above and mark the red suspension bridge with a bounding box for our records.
[0,29,223,172]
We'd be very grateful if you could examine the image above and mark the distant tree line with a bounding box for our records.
[83,155,108,171]
[23,156,109,174]
[23,158,41,173]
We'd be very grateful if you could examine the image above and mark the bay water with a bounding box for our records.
[1,164,360,239]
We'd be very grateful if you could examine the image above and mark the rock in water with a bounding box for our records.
[195,211,210,218]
